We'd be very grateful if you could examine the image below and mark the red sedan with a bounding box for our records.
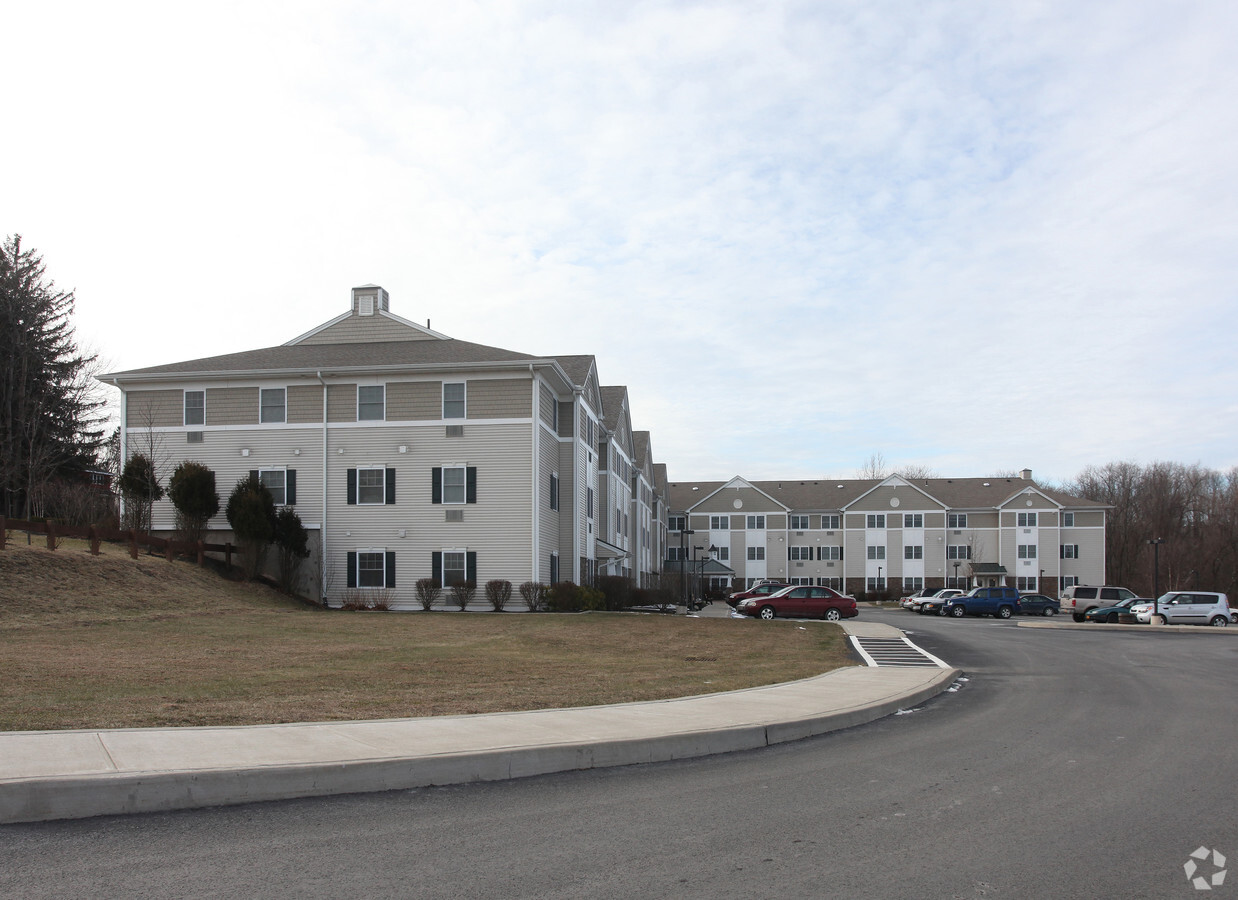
[734,585,858,621]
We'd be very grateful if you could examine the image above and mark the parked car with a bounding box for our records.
[1083,597,1145,623]
[943,586,1021,619]
[734,585,858,621]
[1018,593,1061,617]
[1131,592,1232,626]
[726,581,790,609]
[917,589,964,615]
[1060,585,1141,622]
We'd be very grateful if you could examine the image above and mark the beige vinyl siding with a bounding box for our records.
[1071,510,1105,527]
[850,486,905,511]
[126,390,182,428]
[206,387,259,426]
[558,435,577,569]
[924,512,946,528]
[845,529,866,575]
[147,427,324,532]
[539,383,556,428]
[966,511,1000,529]
[326,384,357,423]
[325,423,534,608]
[1061,530,1105,583]
[538,427,560,583]
[557,402,572,437]
[467,378,531,419]
[387,381,440,421]
[287,384,323,424]
[692,486,777,514]
[767,514,787,530]
[298,314,438,345]
[845,514,866,529]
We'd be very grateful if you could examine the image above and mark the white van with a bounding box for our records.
[1132,592,1231,626]
[1060,585,1139,622]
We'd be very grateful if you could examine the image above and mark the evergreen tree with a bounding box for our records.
[272,505,310,594]
[168,461,219,546]
[119,453,163,532]
[226,473,276,579]
[0,235,106,517]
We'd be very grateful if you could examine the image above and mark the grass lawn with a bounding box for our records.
[0,539,856,730]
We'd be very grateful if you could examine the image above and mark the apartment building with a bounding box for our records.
[102,285,668,608]
[667,472,1106,597]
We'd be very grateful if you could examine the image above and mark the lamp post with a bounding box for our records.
[877,565,883,598]
[953,560,960,590]
[1148,538,1166,620]
[679,528,695,607]
[692,544,704,606]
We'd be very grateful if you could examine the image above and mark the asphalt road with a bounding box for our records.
[2,609,1236,900]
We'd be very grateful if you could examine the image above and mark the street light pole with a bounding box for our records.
[953,560,960,589]
[1148,538,1166,620]
[680,529,695,607]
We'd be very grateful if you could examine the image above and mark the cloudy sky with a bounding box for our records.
[5,1,1235,486]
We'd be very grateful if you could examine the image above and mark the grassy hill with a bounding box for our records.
[0,539,851,731]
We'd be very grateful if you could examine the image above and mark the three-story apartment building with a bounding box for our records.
[102,285,670,608]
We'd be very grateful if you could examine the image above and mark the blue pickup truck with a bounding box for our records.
[942,587,1021,619]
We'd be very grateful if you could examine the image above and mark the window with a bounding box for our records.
[668,515,685,532]
[948,513,968,528]
[358,467,386,505]
[819,546,842,560]
[1061,576,1079,588]
[710,515,730,530]
[947,545,973,560]
[866,514,885,529]
[821,515,840,530]
[443,551,466,587]
[1018,544,1037,559]
[443,382,466,419]
[668,547,686,561]
[587,487,594,518]
[789,577,813,586]
[347,550,394,589]
[818,577,843,590]
[716,546,729,561]
[904,576,923,591]
[746,515,765,530]
[904,514,923,528]
[1017,512,1037,527]
[947,576,966,589]
[1061,544,1080,559]
[550,473,559,511]
[257,468,294,506]
[346,467,395,505]
[790,515,809,530]
[358,385,385,421]
[184,391,204,426]
[789,546,813,561]
[1016,576,1037,591]
[550,553,559,584]
[260,388,286,423]
[867,545,886,560]
[432,467,476,504]
[904,545,923,560]
[747,546,765,561]
[1062,512,1075,527]
[867,577,886,591]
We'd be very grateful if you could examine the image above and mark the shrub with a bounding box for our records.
[546,581,580,612]
[225,473,276,580]
[416,578,441,611]
[340,588,391,611]
[120,453,162,532]
[519,581,544,612]
[272,506,310,594]
[596,575,633,611]
[168,461,219,546]
[450,580,476,611]
[485,579,512,611]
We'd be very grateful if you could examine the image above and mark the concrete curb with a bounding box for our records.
[1018,620,1238,633]
[0,663,958,825]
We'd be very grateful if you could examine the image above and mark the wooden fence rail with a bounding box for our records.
[0,515,235,567]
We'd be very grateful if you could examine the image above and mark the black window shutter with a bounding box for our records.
[466,551,477,584]
[249,469,259,483]
[839,545,844,560]
[385,551,396,588]
[385,468,396,505]
[286,469,296,505]
[787,547,792,560]
[346,552,357,588]
[466,467,477,504]
[347,469,357,505]
[431,467,442,504]
[432,551,442,583]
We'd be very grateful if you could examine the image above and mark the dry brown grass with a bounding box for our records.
[0,538,855,731]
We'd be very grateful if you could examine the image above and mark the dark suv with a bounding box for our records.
[943,587,1021,619]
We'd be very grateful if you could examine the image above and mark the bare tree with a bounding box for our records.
[856,452,888,480]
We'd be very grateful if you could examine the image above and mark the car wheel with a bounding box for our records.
[1043,607,1056,617]
[824,608,841,621]
[1072,613,1085,623]
[759,606,776,620]
[938,605,949,617]
[1107,612,1119,624]
[950,605,966,618]
[1210,616,1229,627]
[996,605,1012,619]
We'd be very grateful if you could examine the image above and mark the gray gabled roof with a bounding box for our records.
[102,338,541,381]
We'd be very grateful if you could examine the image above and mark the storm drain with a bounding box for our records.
[850,636,949,668]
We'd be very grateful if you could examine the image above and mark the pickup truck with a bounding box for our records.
[942,586,1021,619]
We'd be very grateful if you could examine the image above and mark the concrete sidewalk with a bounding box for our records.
[0,621,957,825]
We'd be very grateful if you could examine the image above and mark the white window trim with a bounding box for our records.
[357,466,386,505]
[260,387,287,424]
[356,547,387,589]
[443,382,466,420]
[258,468,287,506]
[183,389,206,427]
[357,384,386,422]
[442,464,467,505]
[441,547,467,588]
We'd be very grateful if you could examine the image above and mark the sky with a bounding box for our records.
[4,1,1236,487]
